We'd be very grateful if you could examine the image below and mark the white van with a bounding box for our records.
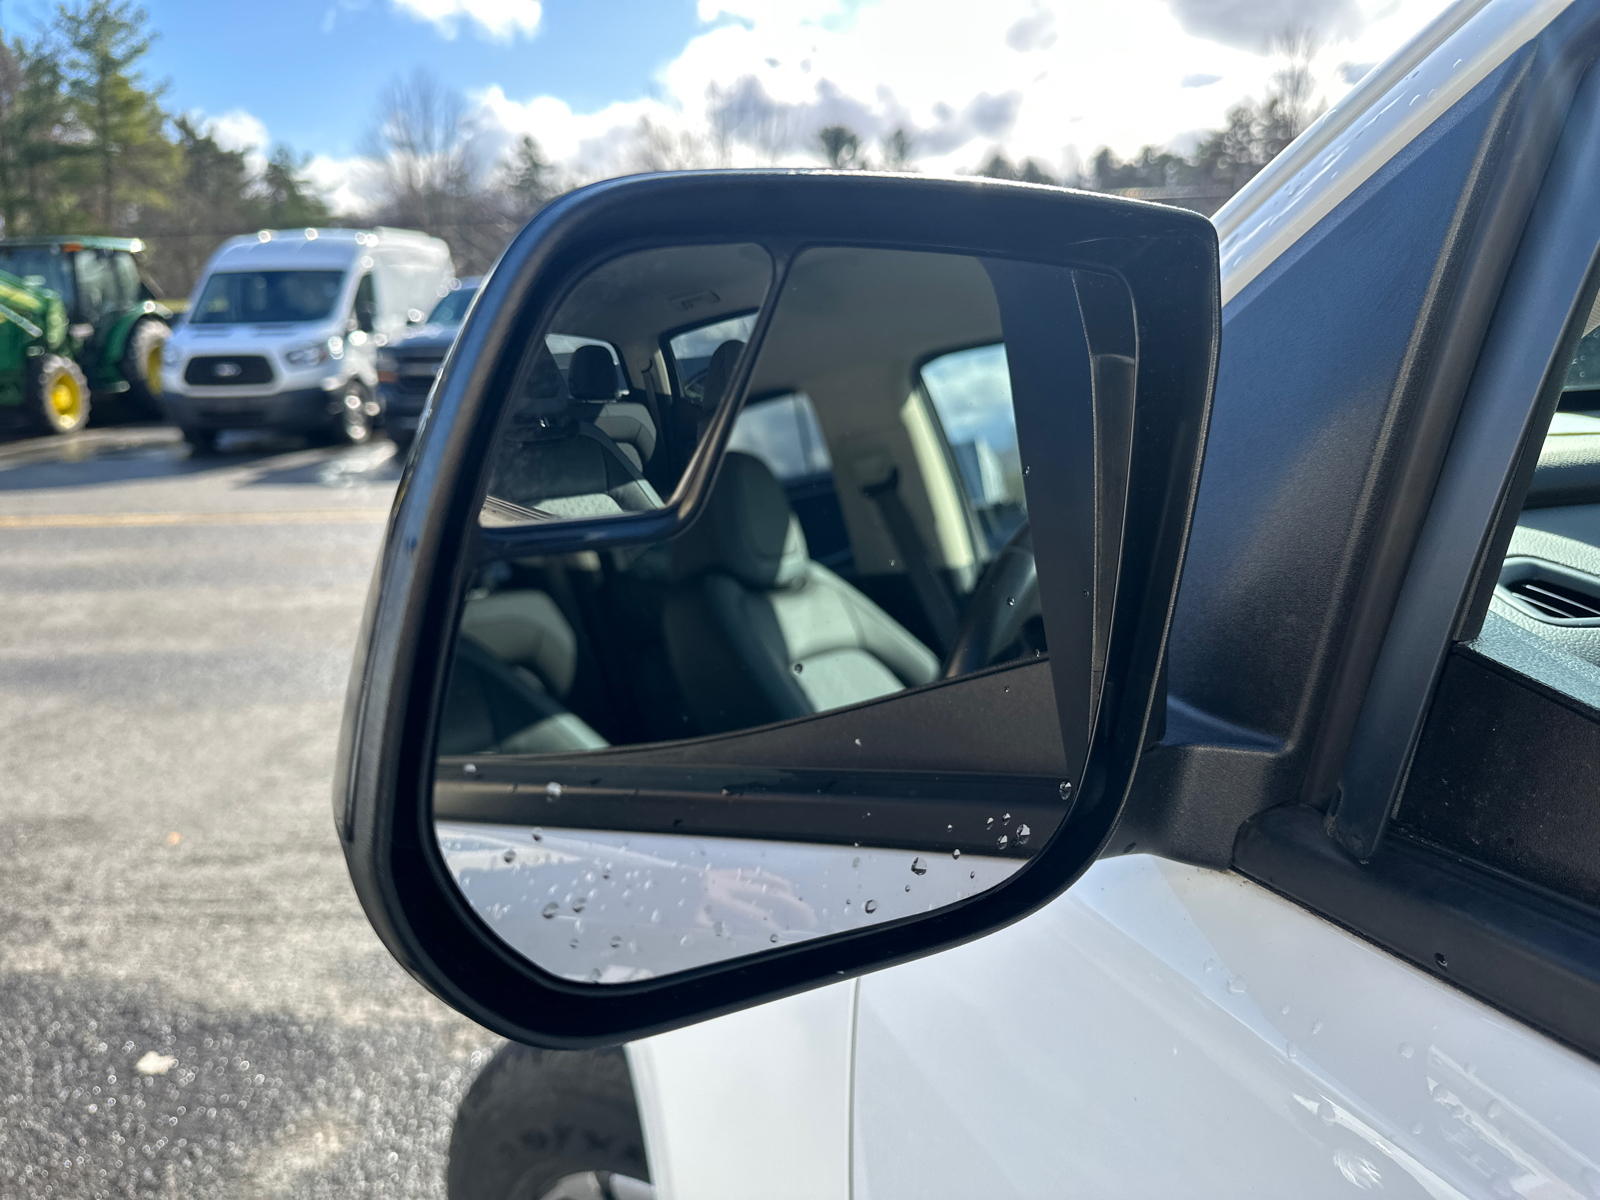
[160,227,453,450]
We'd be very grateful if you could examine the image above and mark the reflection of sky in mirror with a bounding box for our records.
[922,342,1018,453]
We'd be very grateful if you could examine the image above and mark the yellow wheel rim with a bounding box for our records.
[146,344,164,397]
[50,373,83,423]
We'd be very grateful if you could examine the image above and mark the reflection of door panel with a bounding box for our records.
[852,855,1600,1199]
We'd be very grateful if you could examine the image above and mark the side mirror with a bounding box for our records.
[337,171,1218,1047]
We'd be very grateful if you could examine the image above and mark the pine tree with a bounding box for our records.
[818,125,864,170]
[55,0,178,229]
[257,145,330,228]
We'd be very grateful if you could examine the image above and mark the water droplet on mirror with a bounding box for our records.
[712,921,726,937]
[1204,959,1217,973]
[610,935,622,948]
[864,900,878,913]
[1399,1043,1414,1059]
[1411,1123,1423,1136]
[1312,1021,1324,1034]
[541,902,559,919]
[650,909,661,923]
[587,968,602,982]
[952,848,961,859]
[502,849,516,863]
[463,763,477,775]
[569,938,579,949]
[792,662,804,674]
[1287,1042,1299,1060]
[1228,977,1247,994]
[1007,597,1015,606]
[986,817,995,829]
[770,933,779,943]
[969,871,975,879]
[530,828,542,842]
[1024,465,1030,475]
[852,856,860,868]
[1004,813,1011,820]
[546,781,563,798]
[571,896,586,913]
[996,835,1009,850]
[1280,1004,1290,1015]
[904,884,911,892]
[1060,781,1072,799]
[1016,824,1031,845]
[911,856,928,875]
[1487,1101,1503,1119]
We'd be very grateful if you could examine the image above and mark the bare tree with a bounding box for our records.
[880,127,914,172]
[366,68,482,232]
[627,116,714,173]
[818,125,864,169]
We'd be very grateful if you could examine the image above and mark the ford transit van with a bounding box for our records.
[160,227,453,450]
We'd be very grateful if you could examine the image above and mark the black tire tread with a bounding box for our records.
[119,318,170,417]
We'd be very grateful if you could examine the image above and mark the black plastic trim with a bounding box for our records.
[1236,804,1600,1064]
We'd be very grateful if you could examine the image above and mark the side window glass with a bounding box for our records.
[727,392,831,481]
[920,344,1027,555]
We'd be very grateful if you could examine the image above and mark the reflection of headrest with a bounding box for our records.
[568,344,619,401]
[670,452,809,589]
[514,346,570,421]
[697,339,745,410]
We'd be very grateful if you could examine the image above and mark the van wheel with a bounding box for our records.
[325,381,374,445]
[120,319,170,419]
[446,1044,649,1200]
[28,354,91,434]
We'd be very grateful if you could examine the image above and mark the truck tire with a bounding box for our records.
[28,354,91,435]
[119,319,170,418]
[446,1044,650,1200]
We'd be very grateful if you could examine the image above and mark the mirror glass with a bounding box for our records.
[480,243,772,526]
[436,244,1104,983]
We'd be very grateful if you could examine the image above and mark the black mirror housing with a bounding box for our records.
[336,170,1219,1047]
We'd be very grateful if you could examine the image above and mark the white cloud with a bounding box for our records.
[466,0,1452,182]
[391,0,542,41]
[201,108,272,175]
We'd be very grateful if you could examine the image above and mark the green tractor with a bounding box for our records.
[0,236,173,435]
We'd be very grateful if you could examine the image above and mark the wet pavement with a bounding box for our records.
[0,428,500,1198]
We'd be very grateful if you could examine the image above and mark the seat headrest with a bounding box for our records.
[670,452,809,589]
[697,339,745,410]
[508,346,570,423]
[567,344,620,401]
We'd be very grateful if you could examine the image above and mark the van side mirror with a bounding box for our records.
[336,171,1218,1047]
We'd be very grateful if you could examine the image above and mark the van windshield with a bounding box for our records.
[191,269,346,325]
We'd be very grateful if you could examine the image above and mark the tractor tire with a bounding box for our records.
[119,318,170,419]
[27,354,91,435]
[446,1044,649,1200]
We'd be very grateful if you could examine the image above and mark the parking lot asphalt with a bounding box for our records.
[0,428,499,1199]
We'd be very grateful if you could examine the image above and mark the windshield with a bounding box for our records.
[191,269,346,325]
[427,286,478,325]
[0,246,74,301]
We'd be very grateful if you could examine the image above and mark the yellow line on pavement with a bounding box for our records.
[0,509,390,529]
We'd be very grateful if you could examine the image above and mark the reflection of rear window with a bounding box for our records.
[192,270,345,324]
[668,313,757,402]
[728,392,831,481]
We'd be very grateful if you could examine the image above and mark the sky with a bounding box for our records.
[8,0,1458,212]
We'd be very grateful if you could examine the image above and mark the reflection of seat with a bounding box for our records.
[487,347,662,521]
[440,590,607,756]
[663,452,939,734]
[567,344,658,472]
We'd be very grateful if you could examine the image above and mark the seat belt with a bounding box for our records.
[862,468,960,653]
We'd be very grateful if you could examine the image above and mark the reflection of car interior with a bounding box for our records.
[449,247,1045,757]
